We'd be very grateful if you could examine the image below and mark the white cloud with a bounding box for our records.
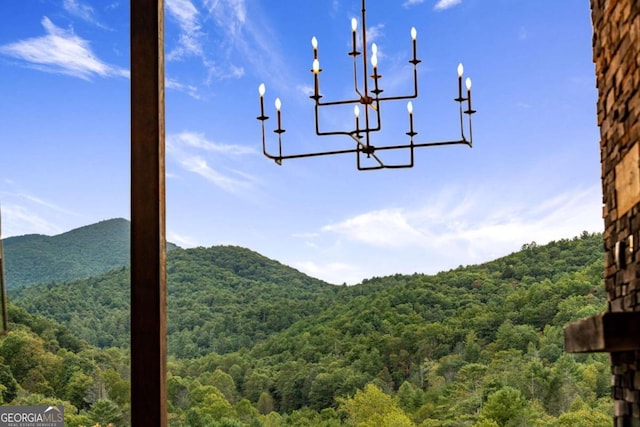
[320,185,603,265]
[166,0,203,60]
[403,0,426,8]
[167,230,199,248]
[167,132,257,193]
[166,77,201,99]
[171,131,255,155]
[365,24,385,45]
[518,26,528,40]
[0,17,128,80]
[0,190,80,237]
[63,0,108,28]
[322,209,427,248]
[434,0,462,11]
[165,0,246,84]
[1,204,64,237]
[294,260,362,285]
[204,0,247,39]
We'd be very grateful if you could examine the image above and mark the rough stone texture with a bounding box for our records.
[592,0,640,424]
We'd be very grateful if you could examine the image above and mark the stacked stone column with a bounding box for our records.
[592,0,640,424]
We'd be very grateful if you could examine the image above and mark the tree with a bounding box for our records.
[88,398,123,426]
[257,391,275,415]
[64,370,93,410]
[0,363,18,403]
[480,386,529,427]
[0,331,45,384]
[103,367,130,408]
[337,383,415,427]
[201,368,238,405]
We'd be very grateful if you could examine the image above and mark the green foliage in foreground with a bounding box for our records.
[1,231,613,426]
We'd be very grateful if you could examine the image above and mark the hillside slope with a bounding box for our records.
[11,245,338,355]
[7,232,611,425]
[3,218,177,289]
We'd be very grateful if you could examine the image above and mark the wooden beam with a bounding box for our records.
[130,0,167,425]
[564,312,640,353]
[0,206,8,333]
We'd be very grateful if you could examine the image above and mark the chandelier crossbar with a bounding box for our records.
[257,0,476,170]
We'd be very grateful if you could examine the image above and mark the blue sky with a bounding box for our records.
[0,0,602,284]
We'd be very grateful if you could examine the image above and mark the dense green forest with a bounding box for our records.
[3,218,177,289]
[2,230,612,426]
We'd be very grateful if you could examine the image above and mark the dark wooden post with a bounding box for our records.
[0,206,8,333]
[130,0,167,425]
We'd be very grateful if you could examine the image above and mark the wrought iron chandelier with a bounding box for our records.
[257,0,476,170]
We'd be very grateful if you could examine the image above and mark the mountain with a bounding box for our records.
[11,231,605,359]
[11,244,338,354]
[5,231,612,426]
[3,218,177,289]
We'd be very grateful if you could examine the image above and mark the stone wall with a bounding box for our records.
[591,0,640,425]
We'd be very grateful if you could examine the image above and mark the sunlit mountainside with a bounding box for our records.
[1,221,610,426]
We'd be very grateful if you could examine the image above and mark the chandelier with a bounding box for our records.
[257,0,475,170]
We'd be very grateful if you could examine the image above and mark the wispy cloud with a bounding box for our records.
[518,27,528,40]
[166,77,200,99]
[0,191,79,237]
[2,204,63,237]
[323,209,427,248]
[366,24,385,45]
[294,260,362,285]
[167,131,257,193]
[167,230,197,248]
[63,0,107,28]
[204,0,247,39]
[403,0,426,8]
[434,0,463,11]
[165,0,246,84]
[166,0,203,60]
[202,0,247,81]
[0,17,128,80]
[320,185,603,263]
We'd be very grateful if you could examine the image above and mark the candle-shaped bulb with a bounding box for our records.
[466,77,472,90]
[311,36,318,59]
[258,83,265,97]
[371,52,378,69]
[407,101,415,135]
[312,59,320,74]
[354,105,360,118]
[351,18,358,32]
[411,27,417,40]
[371,43,378,55]
[457,63,464,77]
[275,97,281,111]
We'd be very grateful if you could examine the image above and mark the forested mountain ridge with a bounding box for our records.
[4,218,130,289]
[5,231,611,426]
[3,218,179,289]
[11,245,339,354]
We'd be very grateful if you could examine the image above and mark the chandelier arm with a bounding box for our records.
[353,54,363,98]
[313,103,382,137]
[315,98,363,107]
[458,101,467,143]
[263,139,469,164]
[313,104,360,138]
[376,94,418,103]
[360,0,370,108]
[260,118,270,158]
